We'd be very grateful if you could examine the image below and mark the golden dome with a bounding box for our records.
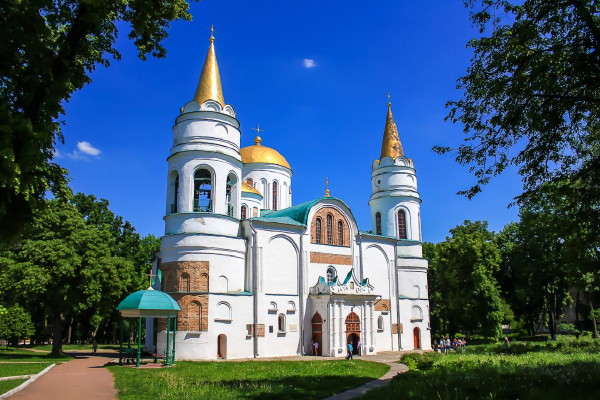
[241,181,262,196]
[240,136,291,170]
[194,35,225,106]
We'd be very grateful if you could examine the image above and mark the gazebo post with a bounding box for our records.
[119,318,123,366]
[171,316,177,364]
[136,315,142,368]
[165,317,171,367]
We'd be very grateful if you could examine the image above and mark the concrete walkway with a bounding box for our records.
[10,351,117,400]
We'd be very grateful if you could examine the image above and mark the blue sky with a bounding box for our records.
[55,0,521,243]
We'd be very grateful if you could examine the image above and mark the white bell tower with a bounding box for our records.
[368,102,422,242]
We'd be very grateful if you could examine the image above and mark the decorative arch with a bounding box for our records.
[345,312,360,332]
[268,233,300,255]
[199,273,209,292]
[310,206,352,246]
[216,301,232,321]
[179,272,190,292]
[268,301,278,313]
[326,266,337,284]
[411,305,423,321]
[218,275,228,293]
[287,301,296,312]
[365,244,391,264]
[188,301,202,331]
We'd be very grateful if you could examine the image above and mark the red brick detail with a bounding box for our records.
[310,207,351,246]
[375,299,391,312]
[310,252,353,265]
[256,324,265,337]
[392,323,399,334]
[156,294,209,332]
[160,261,210,293]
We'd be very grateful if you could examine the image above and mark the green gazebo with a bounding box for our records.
[116,287,181,367]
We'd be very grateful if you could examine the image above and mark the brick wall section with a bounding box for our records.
[392,323,399,334]
[256,324,265,337]
[310,252,353,265]
[374,299,391,312]
[156,294,209,331]
[160,261,210,292]
[310,207,351,246]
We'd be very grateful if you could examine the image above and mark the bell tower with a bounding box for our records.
[368,102,422,241]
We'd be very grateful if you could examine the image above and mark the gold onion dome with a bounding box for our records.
[240,136,292,170]
[379,102,404,160]
[194,35,225,106]
[241,181,262,196]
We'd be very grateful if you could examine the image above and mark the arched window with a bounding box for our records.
[193,169,212,212]
[278,313,286,332]
[398,209,407,239]
[241,205,247,220]
[253,207,259,217]
[287,301,296,313]
[199,273,209,292]
[170,172,179,214]
[375,212,382,235]
[378,315,384,331]
[272,181,278,210]
[269,301,278,313]
[179,273,190,292]
[226,174,237,217]
[326,266,336,284]
[315,218,322,244]
[337,220,344,245]
[326,214,333,244]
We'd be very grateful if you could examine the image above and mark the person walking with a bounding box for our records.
[92,340,98,354]
[346,342,353,359]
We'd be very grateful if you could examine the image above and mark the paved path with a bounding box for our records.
[10,351,116,400]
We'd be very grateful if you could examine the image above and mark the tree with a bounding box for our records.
[0,197,145,355]
[0,304,35,347]
[434,221,504,340]
[0,0,195,242]
[438,0,600,202]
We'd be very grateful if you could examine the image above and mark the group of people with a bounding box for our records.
[433,337,467,353]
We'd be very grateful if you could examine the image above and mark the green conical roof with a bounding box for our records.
[117,289,181,318]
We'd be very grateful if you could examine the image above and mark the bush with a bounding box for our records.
[400,352,442,371]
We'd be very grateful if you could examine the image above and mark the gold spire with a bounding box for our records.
[379,100,404,160]
[324,177,330,197]
[193,28,225,106]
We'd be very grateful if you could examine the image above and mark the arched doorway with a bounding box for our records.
[217,334,227,359]
[311,312,323,356]
[413,327,421,349]
[345,312,360,355]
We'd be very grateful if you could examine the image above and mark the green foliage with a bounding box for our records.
[0,0,196,242]
[0,304,35,346]
[0,379,28,395]
[429,221,504,339]
[0,363,52,378]
[109,360,389,400]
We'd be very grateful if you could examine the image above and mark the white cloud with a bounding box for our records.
[303,59,317,69]
[77,141,101,156]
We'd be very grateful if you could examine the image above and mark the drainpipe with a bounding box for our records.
[298,230,305,356]
[251,224,259,358]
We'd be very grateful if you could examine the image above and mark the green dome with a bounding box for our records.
[116,289,181,318]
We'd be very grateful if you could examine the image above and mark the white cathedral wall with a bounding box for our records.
[172,113,241,161]
[261,234,299,295]
[242,164,291,210]
[259,295,301,357]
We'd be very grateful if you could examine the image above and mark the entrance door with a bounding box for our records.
[311,312,323,355]
[413,327,421,349]
[345,312,361,355]
[217,334,227,359]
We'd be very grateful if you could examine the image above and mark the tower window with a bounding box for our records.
[226,174,235,217]
[398,209,407,239]
[337,220,344,245]
[193,169,212,212]
[375,212,382,235]
[170,171,179,214]
[315,217,322,244]
[326,214,333,244]
[241,205,247,220]
[272,181,278,210]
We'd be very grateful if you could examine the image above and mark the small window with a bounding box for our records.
[375,212,382,235]
[241,205,247,220]
[326,266,336,284]
[398,210,407,239]
[287,301,296,313]
[253,207,259,217]
[278,313,286,333]
[272,181,278,210]
[337,220,344,245]
[315,217,322,244]
[268,301,278,313]
[378,315,384,331]
[326,214,333,244]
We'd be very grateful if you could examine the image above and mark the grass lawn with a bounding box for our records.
[0,379,28,394]
[0,363,52,377]
[0,348,71,363]
[23,343,119,352]
[359,339,600,400]
[109,359,389,400]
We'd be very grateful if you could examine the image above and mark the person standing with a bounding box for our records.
[314,340,319,356]
[92,340,98,354]
[346,342,353,359]
[357,340,362,356]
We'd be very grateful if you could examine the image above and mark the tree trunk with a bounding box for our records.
[51,313,64,356]
[588,295,599,338]
[66,317,74,344]
[548,292,557,340]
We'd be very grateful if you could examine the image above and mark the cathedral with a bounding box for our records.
[147,33,431,360]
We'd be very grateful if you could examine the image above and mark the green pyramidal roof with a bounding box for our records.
[116,289,181,318]
[254,197,351,226]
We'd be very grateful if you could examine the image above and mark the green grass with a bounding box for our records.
[24,343,119,352]
[0,348,71,363]
[109,359,389,400]
[0,363,52,377]
[359,340,600,400]
[0,378,28,394]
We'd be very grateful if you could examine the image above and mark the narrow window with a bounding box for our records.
[326,266,336,284]
[378,315,384,331]
[337,220,344,246]
[326,214,333,244]
[193,169,212,212]
[375,212,382,235]
[272,181,278,210]
[398,210,407,239]
[241,205,247,220]
[278,313,286,332]
[179,273,190,292]
[253,207,258,217]
[315,218,322,244]
[171,172,179,213]
[226,174,234,217]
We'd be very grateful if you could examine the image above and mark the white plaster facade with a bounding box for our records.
[146,37,431,360]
